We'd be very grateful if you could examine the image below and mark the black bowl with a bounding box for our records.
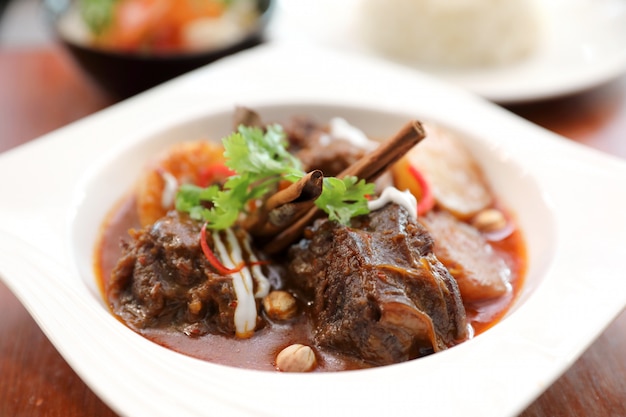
[44,0,273,98]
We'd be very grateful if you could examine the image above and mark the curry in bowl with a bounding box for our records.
[94,107,527,372]
[45,0,272,97]
[58,0,265,55]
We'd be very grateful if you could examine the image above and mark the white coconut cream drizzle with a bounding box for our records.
[240,234,270,298]
[368,187,418,220]
[319,117,380,151]
[210,229,270,338]
[159,170,179,209]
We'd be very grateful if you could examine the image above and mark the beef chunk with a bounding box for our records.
[284,116,366,177]
[288,204,468,366]
[284,115,326,151]
[296,139,366,177]
[108,211,238,337]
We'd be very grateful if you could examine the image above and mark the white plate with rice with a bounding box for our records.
[268,0,626,103]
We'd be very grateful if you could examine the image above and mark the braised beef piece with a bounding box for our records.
[288,204,468,366]
[284,116,366,177]
[283,115,325,151]
[108,211,238,337]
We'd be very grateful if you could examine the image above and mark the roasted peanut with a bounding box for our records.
[188,298,202,315]
[472,208,507,232]
[276,344,317,372]
[263,290,297,321]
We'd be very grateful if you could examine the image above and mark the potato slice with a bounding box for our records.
[421,210,510,302]
[399,124,492,219]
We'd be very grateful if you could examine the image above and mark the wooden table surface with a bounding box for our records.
[0,45,625,417]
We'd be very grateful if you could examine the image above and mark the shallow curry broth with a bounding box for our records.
[465,210,527,335]
[94,125,527,371]
[96,197,376,371]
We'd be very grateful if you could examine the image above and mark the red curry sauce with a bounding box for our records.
[94,195,527,371]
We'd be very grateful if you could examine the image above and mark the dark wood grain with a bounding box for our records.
[506,76,626,160]
[0,45,624,417]
[0,46,113,154]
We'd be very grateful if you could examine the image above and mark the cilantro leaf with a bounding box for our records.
[176,125,305,230]
[315,176,375,225]
[175,123,376,231]
[224,125,302,179]
[175,184,217,220]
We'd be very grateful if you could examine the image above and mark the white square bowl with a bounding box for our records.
[0,44,625,417]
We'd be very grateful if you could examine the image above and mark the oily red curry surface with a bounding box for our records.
[94,195,527,372]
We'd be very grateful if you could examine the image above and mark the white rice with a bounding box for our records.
[359,0,542,69]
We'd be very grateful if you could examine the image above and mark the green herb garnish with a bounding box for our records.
[79,0,118,35]
[316,176,374,225]
[175,124,375,229]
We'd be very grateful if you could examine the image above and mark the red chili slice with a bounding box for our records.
[408,165,435,216]
[200,222,244,275]
[197,164,235,188]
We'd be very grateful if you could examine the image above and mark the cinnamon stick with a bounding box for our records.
[264,120,426,254]
[243,170,323,236]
